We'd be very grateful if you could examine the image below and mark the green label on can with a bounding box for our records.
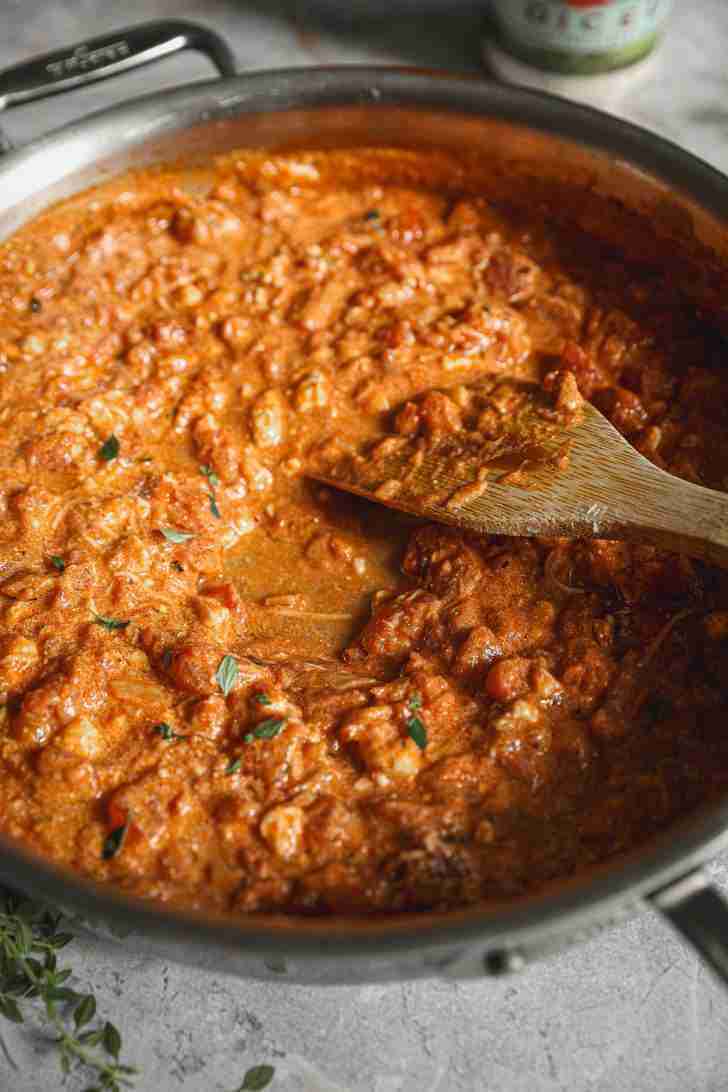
[489,0,672,74]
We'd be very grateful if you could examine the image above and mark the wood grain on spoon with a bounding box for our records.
[311,379,728,568]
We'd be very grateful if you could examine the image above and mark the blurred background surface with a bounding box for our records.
[2,1,728,172]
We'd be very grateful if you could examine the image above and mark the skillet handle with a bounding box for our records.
[651,869,728,988]
[0,19,236,113]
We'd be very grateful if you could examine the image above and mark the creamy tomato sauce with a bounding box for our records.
[0,149,727,915]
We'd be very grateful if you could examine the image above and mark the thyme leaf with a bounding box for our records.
[160,528,194,544]
[200,465,222,518]
[101,816,131,861]
[0,888,137,1087]
[103,1020,122,1058]
[406,715,427,751]
[244,718,285,743]
[152,723,186,743]
[239,1064,276,1090]
[74,994,96,1029]
[199,464,220,488]
[99,435,120,462]
[93,615,129,632]
[216,655,239,697]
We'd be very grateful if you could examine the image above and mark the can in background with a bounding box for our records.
[483,1,672,105]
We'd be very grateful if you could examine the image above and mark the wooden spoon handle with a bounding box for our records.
[606,462,728,567]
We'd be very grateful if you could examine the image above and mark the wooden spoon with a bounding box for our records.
[311,398,728,568]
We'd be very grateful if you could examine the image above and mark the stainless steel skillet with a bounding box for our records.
[0,18,728,986]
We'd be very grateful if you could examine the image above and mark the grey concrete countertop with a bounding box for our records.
[3,2,728,1090]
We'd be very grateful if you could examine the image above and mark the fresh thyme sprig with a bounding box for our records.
[200,464,222,519]
[0,888,137,1089]
[239,1064,275,1090]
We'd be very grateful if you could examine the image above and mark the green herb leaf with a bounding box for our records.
[245,718,285,742]
[18,918,33,952]
[160,527,194,544]
[216,654,238,697]
[74,994,97,1029]
[225,756,242,775]
[79,1027,105,1046]
[93,614,129,632]
[408,693,422,710]
[153,722,185,742]
[0,996,23,1023]
[46,986,78,1003]
[101,816,131,861]
[0,809,138,1085]
[200,465,222,518]
[102,1021,122,1058]
[200,464,220,487]
[50,555,66,573]
[240,1064,276,1091]
[406,715,427,751]
[254,693,272,705]
[98,435,120,462]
